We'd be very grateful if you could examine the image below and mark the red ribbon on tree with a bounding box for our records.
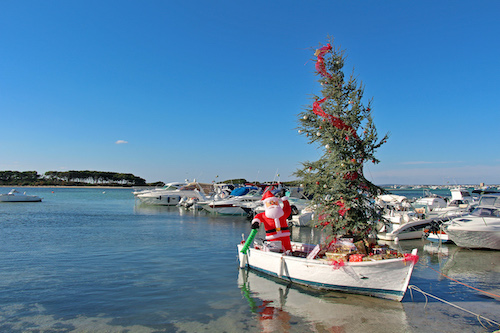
[318,212,331,226]
[335,198,349,216]
[312,97,331,119]
[314,43,332,79]
[312,97,359,140]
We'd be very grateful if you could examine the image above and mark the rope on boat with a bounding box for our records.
[408,285,500,330]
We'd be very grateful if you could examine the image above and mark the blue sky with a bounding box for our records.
[1,1,499,185]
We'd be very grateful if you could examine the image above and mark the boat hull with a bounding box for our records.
[377,218,435,241]
[136,194,182,206]
[201,204,247,215]
[237,243,417,301]
[445,228,500,250]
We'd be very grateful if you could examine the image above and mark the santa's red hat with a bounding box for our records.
[261,191,276,201]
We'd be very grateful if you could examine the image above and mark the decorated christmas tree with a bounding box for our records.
[295,38,388,241]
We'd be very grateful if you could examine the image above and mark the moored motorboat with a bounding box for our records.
[445,203,500,250]
[197,186,262,215]
[237,240,418,301]
[0,189,42,202]
[132,181,188,197]
[136,181,212,206]
[375,194,436,241]
[414,187,476,220]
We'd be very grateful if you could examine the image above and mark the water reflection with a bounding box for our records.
[133,203,182,215]
[238,269,411,333]
[438,246,500,298]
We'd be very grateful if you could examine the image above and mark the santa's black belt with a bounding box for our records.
[266,227,289,234]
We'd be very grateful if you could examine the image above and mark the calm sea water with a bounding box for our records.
[0,187,498,332]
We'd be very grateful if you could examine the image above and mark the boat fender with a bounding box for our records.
[239,252,247,268]
[278,256,285,277]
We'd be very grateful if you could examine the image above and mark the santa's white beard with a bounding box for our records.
[265,205,284,219]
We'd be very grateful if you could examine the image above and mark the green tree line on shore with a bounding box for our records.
[0,170,147,186]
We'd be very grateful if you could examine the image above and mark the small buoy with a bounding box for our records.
[102,191,106,194]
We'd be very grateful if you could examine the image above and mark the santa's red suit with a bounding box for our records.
[251,191,292,252]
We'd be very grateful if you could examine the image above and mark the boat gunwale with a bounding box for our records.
[237,243,416,267]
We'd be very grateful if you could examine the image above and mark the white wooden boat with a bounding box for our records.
[0,189,42,202]
[237,241,418,301]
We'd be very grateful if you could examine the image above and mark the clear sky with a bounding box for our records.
[1,1,499,185]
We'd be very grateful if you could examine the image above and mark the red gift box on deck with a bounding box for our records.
[349,254,364,262]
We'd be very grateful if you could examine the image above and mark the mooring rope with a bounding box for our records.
[408,285,500,329]
[425,265,500,299]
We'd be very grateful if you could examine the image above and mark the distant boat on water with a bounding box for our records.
[0,189,42,202]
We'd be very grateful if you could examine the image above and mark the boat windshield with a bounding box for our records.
[448,199,468,207]
[470,207,500,217]
[478,195,500,207]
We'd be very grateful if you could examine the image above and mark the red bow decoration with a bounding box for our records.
[403,253,419,265]
[329,259,345,270]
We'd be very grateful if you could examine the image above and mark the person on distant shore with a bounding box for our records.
[251,191,292,252]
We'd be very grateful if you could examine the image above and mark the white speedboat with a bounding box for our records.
[132,181,188,197]
[413,191,447,211]
[237,240,418,301]
[0,189,42,202]
[135,181,212,206]
[445,193,500,250]
[414,187,476,220]
[375,194,435,241]
[198,186,262,215]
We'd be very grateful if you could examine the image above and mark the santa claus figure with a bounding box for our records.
[251,191,292,252]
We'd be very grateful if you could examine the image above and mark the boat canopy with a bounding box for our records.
[230,186,259,197]
[377,194,408,203]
